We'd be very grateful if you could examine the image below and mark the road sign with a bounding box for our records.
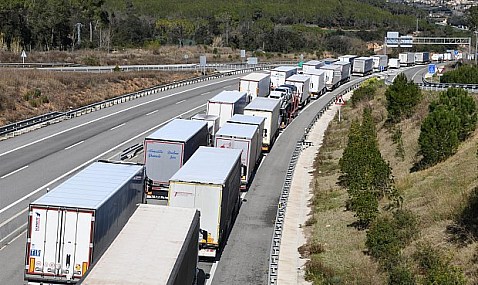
[21,50,27,64]
[298,61,304,68]
[199,55,206,67]
[335,95,346,106]
[428,64,436,74]
[240,50,246,58]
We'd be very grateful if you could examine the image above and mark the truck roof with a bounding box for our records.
[372,54,388,59]
[215,122,258,139]
[170,147,242,185]
[245,97,280,112]
[81,204,199,284]
[209,90,246,104]
[228,114,265,126]
[355,57,372,61]
[146,119,207,142]
[271,66,297,72]
[303,60,323,66]
[31,162,143,209]
[240,72,270,81]
[319,65,341,71]
[333,61,350,66]
[339,55,357,59]
[286,74,310,83]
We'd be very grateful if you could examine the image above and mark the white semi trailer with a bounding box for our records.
[78,205,200,285]
[24,161,144,284]
[244,97,280,152]
[169,147,242,258]
[207,90,247,127]
[270,66,297,89]
[239,72,271,102]
[285,74,311,107]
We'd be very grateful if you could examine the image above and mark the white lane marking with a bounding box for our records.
[175,99,186,105]
[64,140,84,150]
[1,165,29,179]
[0,104,206,215]
[110,123,126,131]
[0,227,26,251]
[146,110,158,116]
[0,78,236,158]
[206,262,218,285]
[412,67,426,82]
[201,91,211,96]
[240,192,247,200]
[0,208,27,229]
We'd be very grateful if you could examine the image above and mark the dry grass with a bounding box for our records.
[0,69,197,126]
[305,85,478,284]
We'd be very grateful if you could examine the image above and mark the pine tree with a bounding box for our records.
[417,105,460,168]
[385,73,421,124]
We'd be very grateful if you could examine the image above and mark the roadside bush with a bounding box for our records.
[304,255,338,284]
[413,243,466,285]
[440,64,478,84]
[454,186,478,242]
[366,210,418,270]
[388,263,416,285]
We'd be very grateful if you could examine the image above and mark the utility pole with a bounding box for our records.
[475,31,477,65]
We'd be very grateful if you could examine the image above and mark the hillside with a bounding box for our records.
[304,83,478,284]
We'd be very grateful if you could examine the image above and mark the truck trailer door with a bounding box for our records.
[26,207,94,281]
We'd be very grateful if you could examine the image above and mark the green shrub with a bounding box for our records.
[413,243,466,285]
[440,64,478,84]
[366,210,418,269]
[455,186,478,242]
[388,264,416,285]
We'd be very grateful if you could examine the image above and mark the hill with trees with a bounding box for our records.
[0,0,451,55]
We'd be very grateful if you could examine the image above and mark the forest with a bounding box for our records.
[0,0,456,54]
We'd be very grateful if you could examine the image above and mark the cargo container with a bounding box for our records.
[302,69,326,99]
[352,57,373,76]
[78,205,199,285]
[227,114,265,161]
[389,58,400,69]
[431,53,444,62]
[270,66,297,89]
[285,74,311,107]
[371,55,388,71]
[144,119,208,199]
[414,52,430,65]
[338,55,358,68]
[207,90,247,127]
[244,97,280,152]
[399,52,414,66]
[319,65,342,90]
[215,123,260,189]
[301,60,324,73]
[24,161,144,284]
[169,147,242,258]
[332,61,351,82]
[191,113,220,145]
[239,72,271,102]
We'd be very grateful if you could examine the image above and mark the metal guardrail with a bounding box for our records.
[419,77,478,92]
[267,81,363,285]
[0,112,64,137]
[0,64,281,140]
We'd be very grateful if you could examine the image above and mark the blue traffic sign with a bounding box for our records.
[428,64,436,74]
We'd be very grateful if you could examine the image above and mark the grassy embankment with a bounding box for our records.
[302,83,478,284]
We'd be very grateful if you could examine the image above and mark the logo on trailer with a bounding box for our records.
[34,212,40,231]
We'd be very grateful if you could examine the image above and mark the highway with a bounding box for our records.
[0,65,427,284]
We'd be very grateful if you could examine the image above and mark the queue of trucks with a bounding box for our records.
[24,50,449,285]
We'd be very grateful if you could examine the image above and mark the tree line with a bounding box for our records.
[0,0,433,53]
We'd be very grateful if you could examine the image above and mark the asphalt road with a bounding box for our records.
[0,65,428,285]
[0,72,247,284]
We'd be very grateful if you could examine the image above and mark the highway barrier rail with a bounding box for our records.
[418,77,478,92]
[267,80,363,285]
[0,64,292,140]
